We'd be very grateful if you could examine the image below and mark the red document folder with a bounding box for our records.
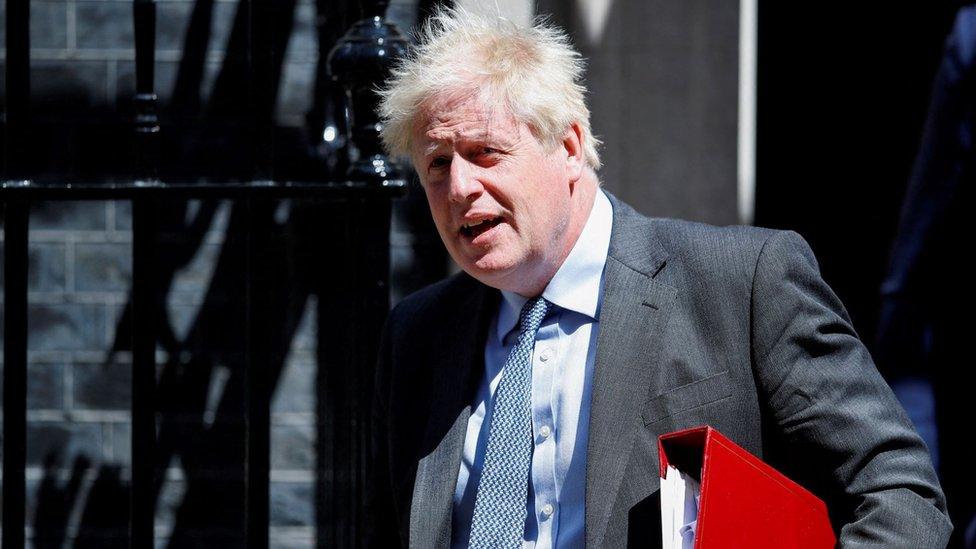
[658,425,836,548]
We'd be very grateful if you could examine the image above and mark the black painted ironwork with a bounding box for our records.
[132,2,161,545]
[327,0,409,182]
[134,0,161,181]
[0,185,404,549]
[131,200,159,548]
[4,0,30,181]
[245,197,273,549]
[0,0,410,546]
[3,0,31,545]
[3,201,30,549]
[248,0,275,181]
[0,180,404,199]
[316,196,394,547]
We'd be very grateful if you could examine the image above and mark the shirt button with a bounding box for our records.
[542,503,555,517]
[538,425,551,439]
[539,348,552,362]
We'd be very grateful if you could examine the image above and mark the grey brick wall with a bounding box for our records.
[1,0,423,545]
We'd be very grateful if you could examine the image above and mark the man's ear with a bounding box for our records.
[562,122,585,183]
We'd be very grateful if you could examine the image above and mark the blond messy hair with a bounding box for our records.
[377,6,602,170]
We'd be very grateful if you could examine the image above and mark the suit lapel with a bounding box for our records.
[410,407,470,548]
[586,195,676,548]
[409,279,496,549]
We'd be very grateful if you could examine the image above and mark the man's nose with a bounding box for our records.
[447,157,483,204]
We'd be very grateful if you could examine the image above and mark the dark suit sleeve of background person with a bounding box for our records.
[751,230,952,546]
[876,5,975,375]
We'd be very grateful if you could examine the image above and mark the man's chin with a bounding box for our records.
[456,254,522,289]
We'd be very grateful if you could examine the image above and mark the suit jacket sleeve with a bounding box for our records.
[875,6,975,376]
[750,230,952,547]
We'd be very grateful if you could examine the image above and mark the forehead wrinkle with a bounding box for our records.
[417,98,523,155]
[421,123,493,152]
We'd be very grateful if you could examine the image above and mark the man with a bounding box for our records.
[876,6,976,546]
[368,7,951,548]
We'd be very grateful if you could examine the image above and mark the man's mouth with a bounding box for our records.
[459,217,504,238]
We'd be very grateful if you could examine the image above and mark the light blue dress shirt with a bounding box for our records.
[451,190,614,549]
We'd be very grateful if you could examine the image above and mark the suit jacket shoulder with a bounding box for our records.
[617,196,786,264]
[608,196,777,289]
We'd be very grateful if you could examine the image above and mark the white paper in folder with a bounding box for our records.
[660,464,701,549]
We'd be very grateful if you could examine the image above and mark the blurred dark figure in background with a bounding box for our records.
[877,5,976,547]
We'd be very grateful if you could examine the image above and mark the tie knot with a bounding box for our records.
[517,296,551,336]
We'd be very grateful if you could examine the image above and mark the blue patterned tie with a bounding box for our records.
[468,296,552,549]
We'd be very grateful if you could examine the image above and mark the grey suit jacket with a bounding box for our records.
[367,194,951,548]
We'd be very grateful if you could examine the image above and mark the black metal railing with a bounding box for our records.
[1,0,408,547]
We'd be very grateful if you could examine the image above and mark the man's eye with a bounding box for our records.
[429,156,450,170]
[473,147,502,163]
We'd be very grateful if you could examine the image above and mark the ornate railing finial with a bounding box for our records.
[327,3,408,184]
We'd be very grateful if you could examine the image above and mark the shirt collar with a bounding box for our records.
[495,190,614,343]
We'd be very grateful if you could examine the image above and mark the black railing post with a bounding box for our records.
[134,0,161,180]
[249,0,275,181]
[243,0,274,544]
[130,200,158,548]
[3,201,30,549]
[320,3,406,547]
[245,198,273,549]
[3,0,31,545]
[4,0,30,180]
[132,0,161,547]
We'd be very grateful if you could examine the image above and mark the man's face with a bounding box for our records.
[410,95,580,294]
